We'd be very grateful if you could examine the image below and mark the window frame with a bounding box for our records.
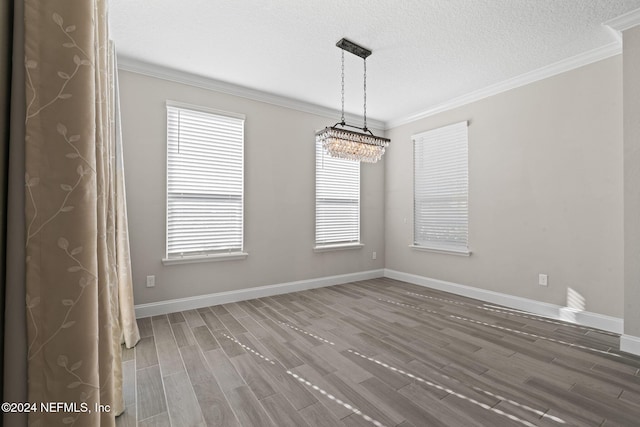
[412,120,471,256]
[314,136,363,251]
[163,100,247,265]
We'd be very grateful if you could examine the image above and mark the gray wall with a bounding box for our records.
[119,70,385,305]
[120,55,627,320]
[385,56,624,317]
[624,26,640,336]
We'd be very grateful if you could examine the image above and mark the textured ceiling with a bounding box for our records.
[110,0,640,125]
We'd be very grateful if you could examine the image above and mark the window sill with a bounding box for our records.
[313,243,364,253]
[162,252,248,265]
[409,244,471,257]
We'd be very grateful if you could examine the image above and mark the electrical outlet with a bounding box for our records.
[538,274,548,287]
[372,251,377,260]
[146,275,156,288]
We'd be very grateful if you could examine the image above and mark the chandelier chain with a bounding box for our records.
[363,57,367,130]
[341,50,345,124]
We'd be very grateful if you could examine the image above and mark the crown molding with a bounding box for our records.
[120,37,623,133]
[117,55,386,131]
[604,7,640,33]
[386,41,621,129]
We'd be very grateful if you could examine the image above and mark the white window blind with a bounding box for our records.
[166,102,244,258]
[315,140,360,245]
[413,121,468,251]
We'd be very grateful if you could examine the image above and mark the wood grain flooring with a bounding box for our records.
[116,278,640,426]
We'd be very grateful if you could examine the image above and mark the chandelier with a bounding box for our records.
[316,38,390,163]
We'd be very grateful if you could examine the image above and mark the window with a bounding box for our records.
[315,139,361,248]
[165,102,245,261]
[413,121,469,255]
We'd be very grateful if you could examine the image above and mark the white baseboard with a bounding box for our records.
[383,269,624,334]
[621,334,640,356]
[134,269,384,318]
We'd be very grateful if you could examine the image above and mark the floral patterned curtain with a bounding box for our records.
[24,0,139,425]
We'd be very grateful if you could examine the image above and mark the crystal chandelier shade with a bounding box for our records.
[319,38,390,163]
[316,126,389,163]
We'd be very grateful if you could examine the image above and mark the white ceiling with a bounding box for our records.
[110,1,640,126]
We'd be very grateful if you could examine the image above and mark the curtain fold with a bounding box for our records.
[3,0,29,426]
[0,0,11,415]
[23,0,139,424]
[112,44,139,350]
[0,0,12,402]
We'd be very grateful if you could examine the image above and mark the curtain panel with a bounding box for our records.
[24,0,139,425]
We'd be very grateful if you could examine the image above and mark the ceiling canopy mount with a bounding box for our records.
[336,38,371,59]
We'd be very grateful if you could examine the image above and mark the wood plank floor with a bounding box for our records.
[116,278,640,427]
